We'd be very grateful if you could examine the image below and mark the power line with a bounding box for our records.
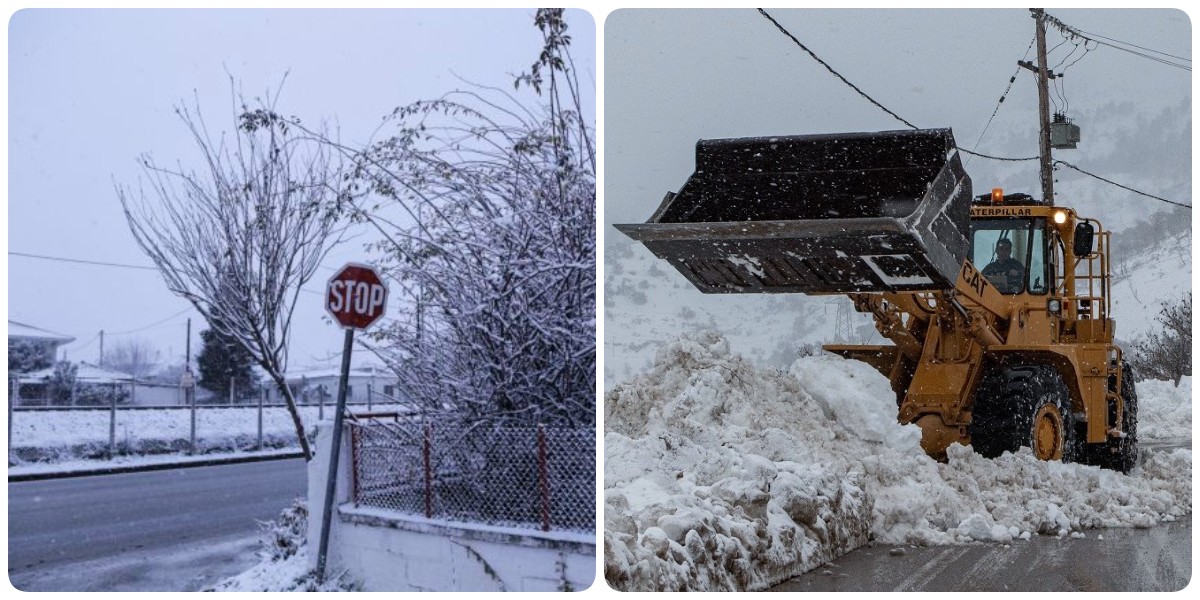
[9,251,160,271]
[960,148,1039,162]
[62,332,101,353]
[106,307,196,336]
[752,8,1184,207]
[756,8,917,129]
[1043,11,1190,71]
[10,250,326,296]
[1067,23,1190,63]
[756,10,1039,164]
[1055,160,1192,209]
[968,37,1036,166]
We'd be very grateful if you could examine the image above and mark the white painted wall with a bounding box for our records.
[306,421,596,591]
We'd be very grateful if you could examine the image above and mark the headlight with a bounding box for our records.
[1053,210,1068,224]
[1047,298,1062,314]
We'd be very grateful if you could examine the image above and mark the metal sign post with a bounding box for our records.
[181,370,196,454]
[316,263,388,582]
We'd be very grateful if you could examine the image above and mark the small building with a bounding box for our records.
[13,362,180,406]
[272,364,404,407]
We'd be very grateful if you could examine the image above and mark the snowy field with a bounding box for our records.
[7,404,410,466]
[603,332,1192,591]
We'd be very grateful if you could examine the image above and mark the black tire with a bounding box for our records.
[1102,363,1139,473]
[1077,361,1139,473]
[970,365,1076,462]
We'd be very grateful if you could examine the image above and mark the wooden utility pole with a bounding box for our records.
[185,318,192,372]
[1032,8,1054,206]
[99,330,105,365]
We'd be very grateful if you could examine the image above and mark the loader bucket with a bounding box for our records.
[615,129,972,294]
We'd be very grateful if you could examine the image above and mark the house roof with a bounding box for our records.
[8,320,75,344]
[17,361,135,384]
[284,364,392,382]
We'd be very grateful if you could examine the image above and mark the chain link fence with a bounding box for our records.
[349,419,594,532]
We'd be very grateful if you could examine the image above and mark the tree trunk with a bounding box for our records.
[269,370,313,461]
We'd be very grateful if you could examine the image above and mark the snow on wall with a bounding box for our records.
[306,422,597,592]
[604,332,1192,591]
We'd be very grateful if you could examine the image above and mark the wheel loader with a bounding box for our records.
[616,128,1138,472]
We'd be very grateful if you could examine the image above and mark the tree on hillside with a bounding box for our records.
[102,338,160,379]
[198,325,257,400]
[116,88,347,461]
[301,9,595,426]
[1129,293,1191,386]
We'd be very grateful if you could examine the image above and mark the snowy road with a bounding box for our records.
[770,514,1191,592]
[7,457,306,591]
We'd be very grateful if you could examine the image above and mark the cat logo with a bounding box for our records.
[961,261,988,296]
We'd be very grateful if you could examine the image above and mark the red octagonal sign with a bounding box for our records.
[326,263,388,329]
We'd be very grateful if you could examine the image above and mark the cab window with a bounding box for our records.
[970,218,1048,295]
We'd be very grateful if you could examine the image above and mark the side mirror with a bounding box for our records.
[1073,222,1095,257]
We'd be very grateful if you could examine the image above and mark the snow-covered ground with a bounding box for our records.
[8,404,409,466]
[603,332,1192,591]
[210,549,325,592]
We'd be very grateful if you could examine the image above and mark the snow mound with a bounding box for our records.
[1137,377,1192,441]
[604,332,1192,591]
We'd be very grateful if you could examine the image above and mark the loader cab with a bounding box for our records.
[969,213,1050,296]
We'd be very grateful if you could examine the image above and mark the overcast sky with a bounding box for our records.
[605,8,1190,232]
[6,8,595,372]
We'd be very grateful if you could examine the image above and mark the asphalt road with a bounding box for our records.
[7,457,307,591]
[771,514,1190,592]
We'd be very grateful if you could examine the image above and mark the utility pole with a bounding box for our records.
[1031,8,1055,206]
[99,330,105,366]
[185,318,192,374]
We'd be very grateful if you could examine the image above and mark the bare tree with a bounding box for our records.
[1130,293,1191,387]
[116,88,345,460]
[101,338,160,379]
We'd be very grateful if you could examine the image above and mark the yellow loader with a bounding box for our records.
[617,129,1137,471]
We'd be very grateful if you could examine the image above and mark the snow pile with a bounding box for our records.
[604,332,1192,591]
[1137,377,1192,441]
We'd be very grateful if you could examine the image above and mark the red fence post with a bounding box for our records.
[424,421,433,519]
[539,423,550,532]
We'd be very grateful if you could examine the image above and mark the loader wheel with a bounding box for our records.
[967,367,1018,458]
[970,365,1076,462]
[1030,402,1066,461]
[1015,367,1076,462]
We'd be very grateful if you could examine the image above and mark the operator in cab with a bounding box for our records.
[981,238,1024,293]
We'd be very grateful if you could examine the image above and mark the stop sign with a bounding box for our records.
[326,263,388,329]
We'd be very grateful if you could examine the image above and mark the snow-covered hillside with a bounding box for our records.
[603,237,879,387]
[604,333,1191,592]
[1110,226,1191,341]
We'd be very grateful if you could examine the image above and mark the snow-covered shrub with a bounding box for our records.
[346,10,595,428]
[257,497,307,561]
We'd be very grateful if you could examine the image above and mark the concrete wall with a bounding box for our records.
[306,421,596,591]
